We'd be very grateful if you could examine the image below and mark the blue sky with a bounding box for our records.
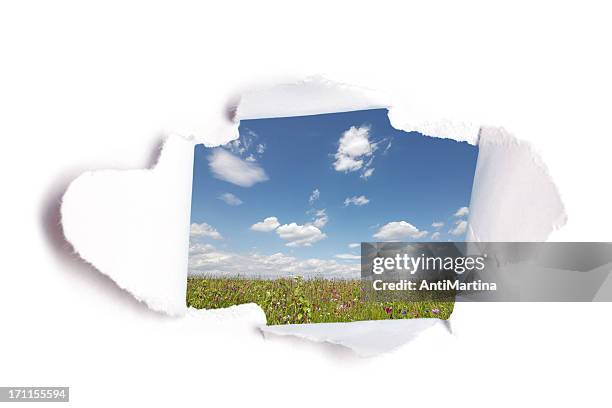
[188,108,478,279]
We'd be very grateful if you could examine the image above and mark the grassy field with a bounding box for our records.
[187,276,454,325]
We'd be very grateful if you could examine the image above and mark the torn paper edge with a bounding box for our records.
[60,76,566,355]
[206,76,480,147]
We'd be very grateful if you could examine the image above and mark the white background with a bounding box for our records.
[2,1,612,407]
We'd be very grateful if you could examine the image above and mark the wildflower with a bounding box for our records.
[401,309,407,315]
[431,308,440,315]
[384,306,393,315]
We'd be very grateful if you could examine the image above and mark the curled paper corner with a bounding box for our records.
[201,75,391,148]
[61,134,195,316]
[234,75,481,146]
[58,76,567,357]
[467,126,567,242]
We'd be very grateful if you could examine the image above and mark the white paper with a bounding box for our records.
[60,77,566,356]
[467,126,567,242]
[262,319,451,358]
[62,135,194,315]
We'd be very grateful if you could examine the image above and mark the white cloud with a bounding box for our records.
[337,126,374,157]
[276,223,327,247]
[333,155,363,172]
[344,195,370,206]
[250,216,280,232]
[311,209,328,228]
[188,243,359,279]
[256,143,266,154]
[348,243,360,249]
[454,206,470,217]
[190,223,223,240]
[449,220,468,236]
[373,221,428,241]
[208,148,269,187]
[333,126,375,173]
[245,154,256,162]
[335,253,361,260]
[432,221,444,229]
[361,168,375,180]
[217,192,243,206]
[431,232,441,240]
[309,188,320,204]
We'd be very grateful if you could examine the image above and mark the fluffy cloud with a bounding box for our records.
[344,195,370,206]
[431,221,444,228]
[190,223,223,240]
[309,188,320,204]
[276,223,326,247]
[449,220,468,236]
[373,221,428,241]
[218,192,243,206]
[335,253,361,260]
[250,216,280,232]
[431,232,441,240]
[336,126,373,159]
[311,209,328,228]
[454,206,469,217]
[348,243,360,249]
[208,149,269,187]
[333,156,362,172]
[333,126,375,173]
[189,243,358,279]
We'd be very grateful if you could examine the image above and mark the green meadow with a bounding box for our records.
[187,276,454,325]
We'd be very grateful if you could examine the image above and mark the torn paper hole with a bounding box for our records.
[60,77,566,356]
[187,108,476,327]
